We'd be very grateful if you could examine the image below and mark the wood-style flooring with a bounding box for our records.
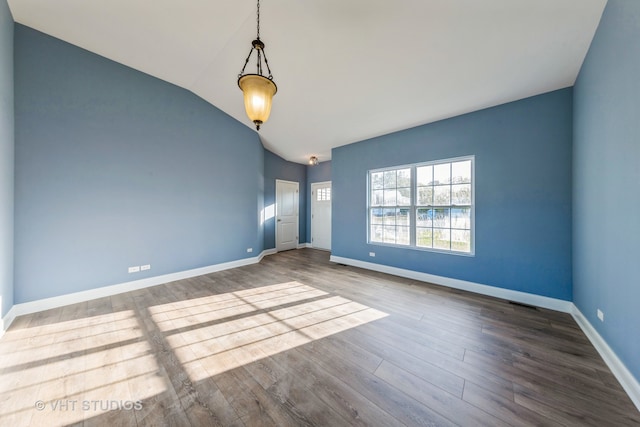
[0,249,638,426]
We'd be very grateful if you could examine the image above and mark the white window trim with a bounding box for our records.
[367,155,475,256]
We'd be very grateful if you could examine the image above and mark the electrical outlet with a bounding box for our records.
[597,309,604,322]
[141,264,151,271]
[247,248,253,253]
[369,252,376,257]
[128,266,140,273]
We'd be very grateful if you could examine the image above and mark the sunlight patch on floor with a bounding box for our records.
[150,281,388,382]
[153,282,328,332]
[0,281,387,425]
[0,310,167,426]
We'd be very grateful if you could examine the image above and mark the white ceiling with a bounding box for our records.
[8,0,607,164]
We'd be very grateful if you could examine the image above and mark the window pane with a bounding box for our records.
[434,186,451,205]
[371,172,384,189]
[397,187,411,206]
[452,184,471,205]
[417,227,433,248]
[370,224,383,242]
[416,208,432,227]
[433,228,451,250]
[383,189,397,206]
[324,188,332,201]
[452,160,471,184]
[383,170,396,188]
[398,208,410,226]
[417,166,433,186]
[397,226,410,245]
[371,190,383,206]
[433,163,451,185]
[370,208,384,225]
[417,186,433,205]
[451,229,471,252]
[383,226,396,243]
[451,208,471,229]
[317,188,331,201]
[433,208,450,227]
[397,168,411,188]
[383,208,396,225]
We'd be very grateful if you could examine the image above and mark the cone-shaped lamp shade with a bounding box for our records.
[238,74,277,130]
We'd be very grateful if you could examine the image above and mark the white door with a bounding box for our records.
[276,180,299,252]
[311,181,332,250]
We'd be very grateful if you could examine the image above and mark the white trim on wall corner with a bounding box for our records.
[571,306,640,412]
[297,243,312,249]
[1,249,277,334]
[329,255,573,313]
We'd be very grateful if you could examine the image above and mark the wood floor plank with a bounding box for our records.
[110,292,193,427]
[462,379,557,427]
[464,348,640,425]
[337,326,517,402]
[374,360,511,427]
[229,364,304,427]
[261,342,402,427]
[139,282,243,426]
[293,338,458,426]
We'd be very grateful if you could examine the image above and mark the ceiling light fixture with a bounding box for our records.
[238,0,277,131]
[309,156,319,166]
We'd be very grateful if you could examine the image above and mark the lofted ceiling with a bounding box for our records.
[8,0,607,164]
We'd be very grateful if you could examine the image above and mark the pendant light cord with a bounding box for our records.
[256,0,260,39]
[238,0,274,80]
[255,0,262,76]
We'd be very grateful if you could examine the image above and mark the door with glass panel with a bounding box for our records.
[311,182,332,250]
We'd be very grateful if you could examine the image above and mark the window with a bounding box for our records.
[316,187,331,201]
[369,168,411,245]
[368,156,474,254]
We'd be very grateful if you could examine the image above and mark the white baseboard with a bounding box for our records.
[571,306,640,411]
[1,250,275,333]
[297,243,312,249]
[330,255,572,313]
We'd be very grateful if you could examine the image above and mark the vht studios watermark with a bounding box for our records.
[34,399,143,411]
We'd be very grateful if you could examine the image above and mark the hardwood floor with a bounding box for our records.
[1,249,638,426]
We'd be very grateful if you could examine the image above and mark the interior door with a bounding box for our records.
[311,181,332,250]
[276,180,299,252]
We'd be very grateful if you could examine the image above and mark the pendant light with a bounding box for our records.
[238,0,277,131]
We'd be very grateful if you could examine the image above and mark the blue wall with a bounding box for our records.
[14,25,264,303]
[0,0,13,317]
[332,89,573,300]
[573,0,640,381]
[306,161,331,244]
[263,150,307,249]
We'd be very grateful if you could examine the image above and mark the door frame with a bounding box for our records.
[275,179,299,252]
[311,181,332,251]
